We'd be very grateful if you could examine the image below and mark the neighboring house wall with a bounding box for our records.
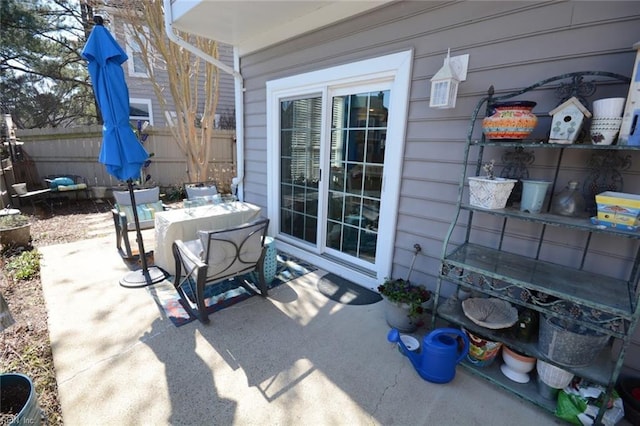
[237,2,640,372]
[109,21,235,128]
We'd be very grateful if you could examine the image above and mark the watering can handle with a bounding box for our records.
[431,328,470,364]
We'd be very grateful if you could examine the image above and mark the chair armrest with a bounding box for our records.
[111,208,129,231]
[173,239,206,269]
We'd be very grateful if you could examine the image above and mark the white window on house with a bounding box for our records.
[130,98,153,126]
[124,25,148,77]
[266,50,413,286]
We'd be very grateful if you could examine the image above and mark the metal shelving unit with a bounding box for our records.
[433,72,639,424]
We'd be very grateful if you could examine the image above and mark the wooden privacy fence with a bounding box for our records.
[13,126,236,192]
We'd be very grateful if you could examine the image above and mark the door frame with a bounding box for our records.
[266,49,413,289]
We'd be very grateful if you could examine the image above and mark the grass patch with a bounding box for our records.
[5,250,41,281]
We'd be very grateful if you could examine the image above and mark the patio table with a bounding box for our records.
[154,201,262,275]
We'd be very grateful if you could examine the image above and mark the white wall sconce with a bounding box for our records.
[430,50,469,109]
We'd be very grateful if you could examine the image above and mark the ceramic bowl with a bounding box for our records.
[500,346,536,383]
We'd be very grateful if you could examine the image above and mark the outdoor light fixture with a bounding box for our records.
[429,50,469,109]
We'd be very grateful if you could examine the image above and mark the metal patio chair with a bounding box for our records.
[171,217,270,324]
[184,181,218,200]
[112,186,164,259]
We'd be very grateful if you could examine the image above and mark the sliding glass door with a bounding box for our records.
[279,97,322,245]
[278,89,389,269]
[326,90,388,263]
[267,50,412,284]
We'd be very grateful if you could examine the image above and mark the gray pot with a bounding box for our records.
[0,223,31,248]
[383,298,418,332]
[0,373,42,425]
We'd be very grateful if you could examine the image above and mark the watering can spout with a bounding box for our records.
[387,328,423,370]
[387,327,470,384]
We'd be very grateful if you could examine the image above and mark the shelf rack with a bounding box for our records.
[433,71,637,424]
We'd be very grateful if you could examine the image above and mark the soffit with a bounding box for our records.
[170,0,392,56]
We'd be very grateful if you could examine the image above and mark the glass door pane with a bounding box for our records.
[327,90,388,263]
[279,97,322,244]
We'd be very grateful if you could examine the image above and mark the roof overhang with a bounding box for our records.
[169,0,392,56]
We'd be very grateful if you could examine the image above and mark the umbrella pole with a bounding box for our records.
[120,180,166,288]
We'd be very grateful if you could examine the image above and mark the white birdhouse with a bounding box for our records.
[548,97,592,144]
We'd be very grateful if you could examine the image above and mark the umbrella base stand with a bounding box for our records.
[120,266,166,288]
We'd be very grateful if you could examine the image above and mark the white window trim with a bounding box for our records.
[130,98,154,126]
[266,49,414,289]
[124,25,149,77]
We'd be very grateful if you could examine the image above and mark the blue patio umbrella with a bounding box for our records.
[82,16,165,288]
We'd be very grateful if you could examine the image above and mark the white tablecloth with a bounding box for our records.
[154,201,262,275]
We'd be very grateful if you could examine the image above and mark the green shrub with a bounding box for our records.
[6,249,41,280]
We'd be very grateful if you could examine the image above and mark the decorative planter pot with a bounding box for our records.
[468,177,517,209]
[0,223,31,248]
[537,315,609,367]
[382,297,432,333]
[0,373,42,425]
[463,327,503,367]
[482,101,538,140]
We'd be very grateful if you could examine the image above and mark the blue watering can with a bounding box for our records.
[388,327,469,384]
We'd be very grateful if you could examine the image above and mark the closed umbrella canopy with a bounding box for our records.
[81,21,148,181]
[81,17,165,288]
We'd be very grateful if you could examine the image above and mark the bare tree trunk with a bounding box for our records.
[106,0,221,184]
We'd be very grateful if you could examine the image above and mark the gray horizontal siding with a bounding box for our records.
[238,0,640,373]
[112,20,236,127]
[242,0,639,282]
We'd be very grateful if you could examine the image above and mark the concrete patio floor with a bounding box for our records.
[39,225,567,425]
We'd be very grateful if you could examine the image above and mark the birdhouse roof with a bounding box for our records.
[548,96,592,118]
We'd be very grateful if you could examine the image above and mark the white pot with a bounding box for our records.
[12,183,27,195]
[592,97,626,117]
[468,177,517,209]
[91,186,108,199]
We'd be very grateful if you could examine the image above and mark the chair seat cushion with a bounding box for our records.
[48,177,75,190]
[179,239,205,270]
[197,227,263,279]
[55,183,88,192]
[118,201,163,228]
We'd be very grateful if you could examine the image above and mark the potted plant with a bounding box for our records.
[468,160,517,209]
[378,278,432,332]
[0,214,31,248]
